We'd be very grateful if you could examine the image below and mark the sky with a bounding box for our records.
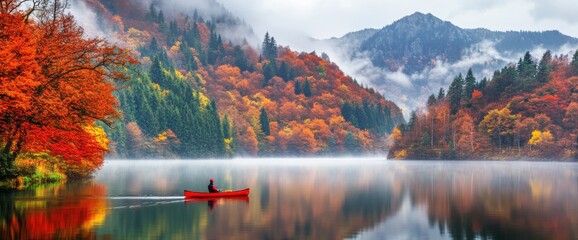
[218,0,578,50]
[216,0,578,116]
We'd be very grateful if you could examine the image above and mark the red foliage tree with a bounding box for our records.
[0,1,135,178]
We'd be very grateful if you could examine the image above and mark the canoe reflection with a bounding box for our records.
[185,196,250,211]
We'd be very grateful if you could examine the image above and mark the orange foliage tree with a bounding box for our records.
[0,0,134,178]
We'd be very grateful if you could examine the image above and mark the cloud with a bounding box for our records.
[70,0,112,38]
[531,0,578,24]
[218,0,578,50]
[319,36,577,117]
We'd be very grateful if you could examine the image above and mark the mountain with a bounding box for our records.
[323,12,578,113]
[78,0,404,158]
[332,12,578,74]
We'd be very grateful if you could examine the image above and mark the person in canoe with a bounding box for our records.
[208,178,220,193]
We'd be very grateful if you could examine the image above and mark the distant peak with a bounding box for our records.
[400,12,442,22]
[387,12,453,30]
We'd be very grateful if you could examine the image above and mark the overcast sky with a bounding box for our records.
[219,0,578,50]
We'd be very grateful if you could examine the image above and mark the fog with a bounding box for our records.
[68,0,578,116]
[302,37,578,117]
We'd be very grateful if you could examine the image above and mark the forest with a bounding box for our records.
[389,50,578,160]
[97,1,404,159]
[0,0,403,182]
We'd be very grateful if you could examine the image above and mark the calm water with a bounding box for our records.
[2,158,578,240]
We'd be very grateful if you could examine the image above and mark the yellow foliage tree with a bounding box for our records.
[393,149,407,159]
[83,125,109,152]
[528,130,554,146]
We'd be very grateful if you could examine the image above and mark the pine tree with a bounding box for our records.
[259,108,270,136]
[437,88,445,100]
[262,63,276,86]
[278,61,291,81]
[464,68,476,100]
[517,51,536,84]
[222,114,231,139]
[303,79,312,97]
[150,37,159,52]
[149,56,165,86]
[344,131,359,153]
[427,94,437,106]
[536,50,552,83]
[262,32,278,61]
[571,50,578,76]
[233,46,250,72]
[478,77,488,90]
[294,80,302,95]
[262,32,270,57]
[447,74,464,114]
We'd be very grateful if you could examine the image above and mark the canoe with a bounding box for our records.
[184,188,250,198]
[184,196,250,203]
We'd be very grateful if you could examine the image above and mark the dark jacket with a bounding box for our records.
[208,182,219,192]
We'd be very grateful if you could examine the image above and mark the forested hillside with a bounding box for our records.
[85,0,404,158]
[389,50,578,160]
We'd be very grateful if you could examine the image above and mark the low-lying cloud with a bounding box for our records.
[315,38,578,118]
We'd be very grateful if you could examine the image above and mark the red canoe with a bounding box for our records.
[184,188,250,198]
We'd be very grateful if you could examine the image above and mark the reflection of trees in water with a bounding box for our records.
[0,181,107,239]
[203,166,405,239]
[404,164,578,240]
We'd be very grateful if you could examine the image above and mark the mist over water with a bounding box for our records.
[4,158,578,239]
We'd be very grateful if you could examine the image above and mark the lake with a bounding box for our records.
[2,158,578,239]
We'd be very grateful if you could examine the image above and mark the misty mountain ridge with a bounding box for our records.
[331,12,578,74]
[88,0,257,45]
[322,12,578,115]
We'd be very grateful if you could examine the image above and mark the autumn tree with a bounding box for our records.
[0,0,134,179]
[479,106,519,150]
[454,111,476,157]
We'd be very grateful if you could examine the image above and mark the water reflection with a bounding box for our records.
[399,162,578,240]
[185,196,250,212]
[1,160,578,239]
[0,181,107,239]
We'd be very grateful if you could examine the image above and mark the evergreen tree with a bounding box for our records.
[222,114,231,139]
[427,94,437,106]
[344,131,359,153]
[294,80,302,95]
[233,46,250,72]
[150,37,159,53]
[180,42,198,71]
[259,107,270,136]
[571,50,578,76]
[149,56,165,87]
[437,88,445,100]
[478,77,488,90]
[464,68,476,100]
[447,74,464,114]
[303,79,312,97]
[262,32,270,56]
[208,30,223,65]
[536,50,552,83]
[517,51,537,85]
[262,32,278,61]
[277,61,291,81]
[408,111,418,129]
[262,62,276,86]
